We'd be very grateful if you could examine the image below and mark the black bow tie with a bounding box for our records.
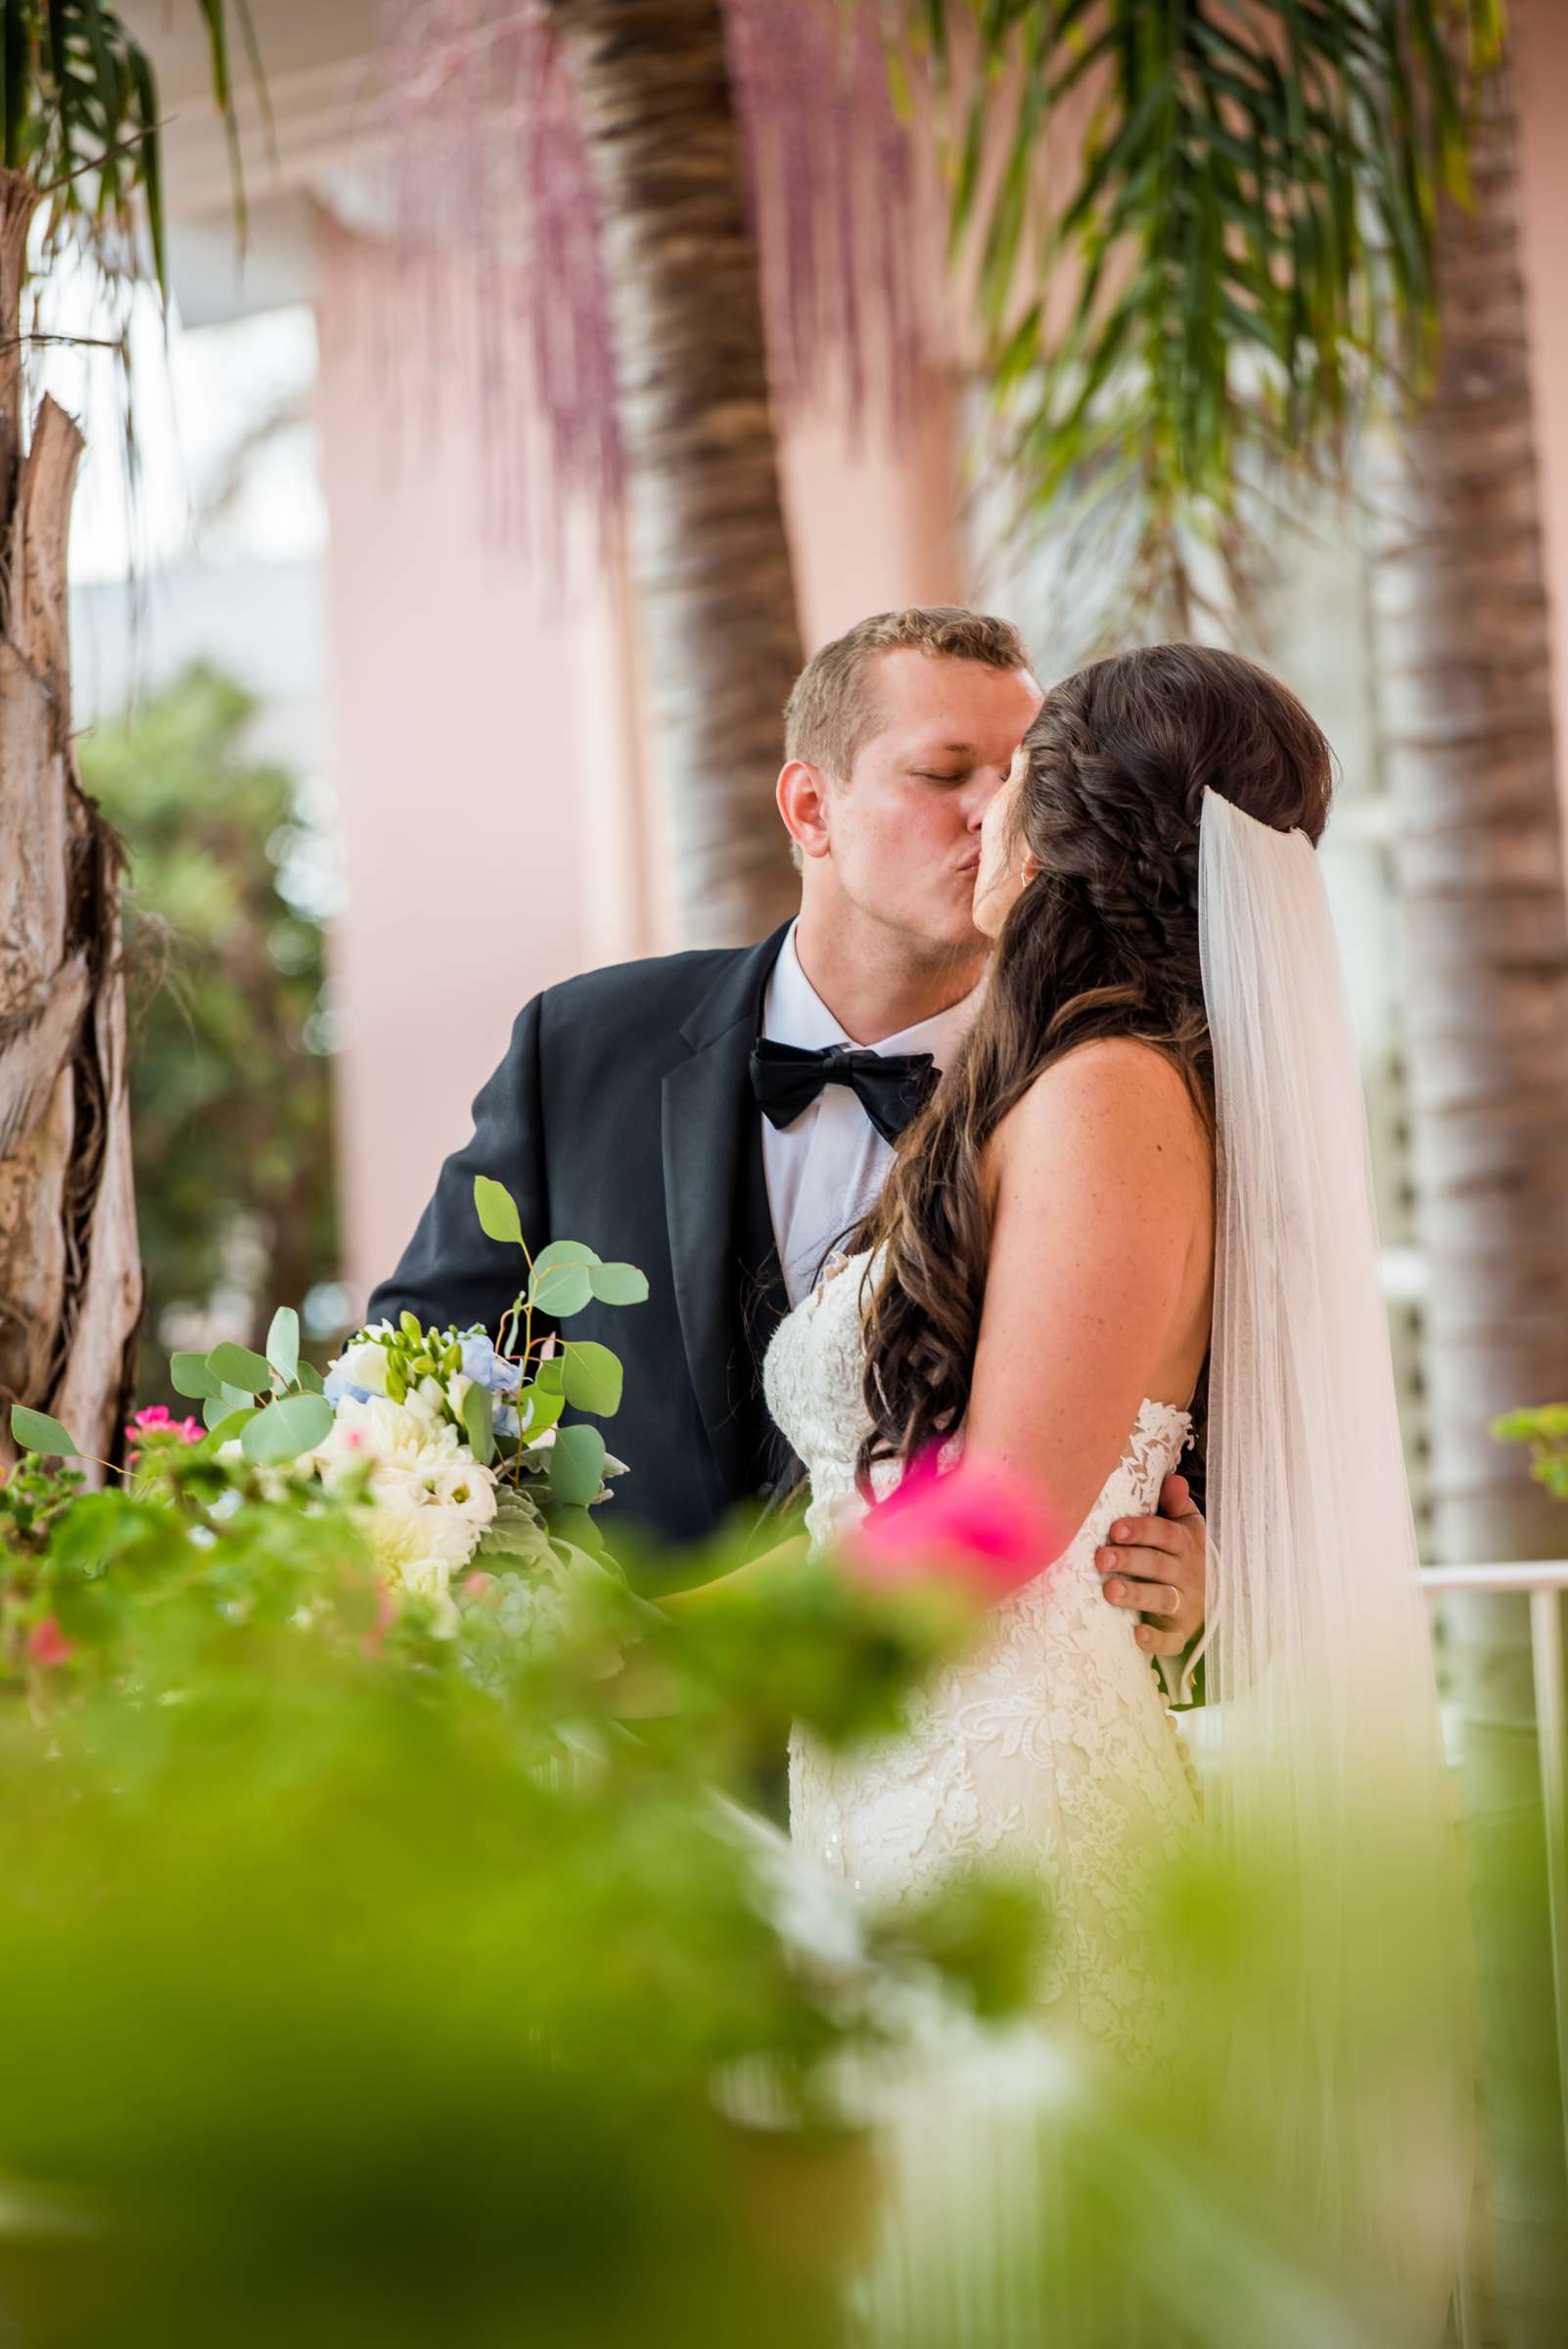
[750,1037,939,1146]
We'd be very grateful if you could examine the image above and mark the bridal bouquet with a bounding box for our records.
[8,1174,648,1637]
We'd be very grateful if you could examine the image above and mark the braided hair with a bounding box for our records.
[854,640,1333,1486]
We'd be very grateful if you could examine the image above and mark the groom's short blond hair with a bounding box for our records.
[784,607,1034,783]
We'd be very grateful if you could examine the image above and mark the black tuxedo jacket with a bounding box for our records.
[369,925,798,1550]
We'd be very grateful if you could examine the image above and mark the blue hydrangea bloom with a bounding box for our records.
[460,1330,523,1399]
[324,1369,375,1408]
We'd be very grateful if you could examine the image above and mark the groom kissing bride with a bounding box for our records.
[376,606,1471,2331]
[372,605,1208,1658]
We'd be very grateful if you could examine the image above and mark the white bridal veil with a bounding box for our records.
[1197,788,1474,2321]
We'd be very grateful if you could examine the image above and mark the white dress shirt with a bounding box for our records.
[760,922,981,1307]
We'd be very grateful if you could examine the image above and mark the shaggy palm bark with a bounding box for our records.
[1372,87,1568,1568]
[1370,69,1568,2347]
[0,169,142,1480]
[556,0,803,947]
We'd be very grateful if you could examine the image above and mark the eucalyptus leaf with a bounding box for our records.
[265,1307,300,1387]
[520,1386,565,1439]
[473,1175,523,1248]
[296,1361,326,1395]
[9,1405,78,1458]
[208,1342,274,1397]
[462,1382,495,1468]
[548,1503,606,1558]
[170,1352,223,1402]
[203,1405,256,1446]
[241,1393,335,1468]
[549,1424,606,1509]
[536,1357,566,1397]
[587,1263,649,1308]
[531,1238,601,1272]
[562,1341,623,1419]
[529,1261,593,1317]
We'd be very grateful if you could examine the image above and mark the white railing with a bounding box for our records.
[1419,1562,1568,2349]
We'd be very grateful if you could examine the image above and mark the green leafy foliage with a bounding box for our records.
[521,1384,565,1439]
[561,1339,623,1418]
[208,1342,274,1396]
[462,1381,496,1467]
[4,1,260,296]
[9,1405,77,1458]
[1493,1403,1568,1502]
[0,1429,1062,2349]
[530,1258,595,1316]
[549,1423,607,1508]
[240,1392,334,1467]
[77,667,342,1411]
[589,1262,651,1307]
[265,1306,300,1387]
[170,1352,223,1402]
[473,1174,525,1247]
[202,1405,255,1445]
[915,0,1506,622]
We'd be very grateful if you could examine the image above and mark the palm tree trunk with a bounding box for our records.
[0,165,143,1481]
[555,0,803,948]
[1369,62,1568,2346]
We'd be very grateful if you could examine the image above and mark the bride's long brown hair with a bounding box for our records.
[855,641,1334,1486]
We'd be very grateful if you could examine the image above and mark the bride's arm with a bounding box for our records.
[965,1038,1212,1602]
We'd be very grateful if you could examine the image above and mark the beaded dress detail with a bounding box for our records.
[763,1250,1200,2059]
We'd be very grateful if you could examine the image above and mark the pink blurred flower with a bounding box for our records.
[361,1579,400,1658]
[27,1615,75,1668]
[845,1452,1064,1603]
[125,1405,203,1449]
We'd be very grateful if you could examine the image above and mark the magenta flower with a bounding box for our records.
[361,1579,400,1658]
[125,1405,203,1450]
[846,1452,1064,1603]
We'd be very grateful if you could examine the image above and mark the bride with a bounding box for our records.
[761,641,1473,2329]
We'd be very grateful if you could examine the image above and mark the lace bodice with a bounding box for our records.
[763,1250,1200,2060]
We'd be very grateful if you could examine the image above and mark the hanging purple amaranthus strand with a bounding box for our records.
[369,0,932,546]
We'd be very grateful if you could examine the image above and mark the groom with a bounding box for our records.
[370,607,1207,1654]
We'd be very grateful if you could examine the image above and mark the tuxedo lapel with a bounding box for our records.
[662,926,790,1498]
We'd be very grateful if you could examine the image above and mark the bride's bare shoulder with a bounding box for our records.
[991,1037,1211,1194]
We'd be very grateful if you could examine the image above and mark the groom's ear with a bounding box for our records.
[777,759,833,862]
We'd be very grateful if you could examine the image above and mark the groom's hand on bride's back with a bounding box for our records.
[1094,1472,1206,1658]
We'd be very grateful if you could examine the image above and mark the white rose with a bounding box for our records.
[445,1372,475,1422]
[403,1373,448,1431]
[331,1340,392,1399]
[424,1456,497,1529]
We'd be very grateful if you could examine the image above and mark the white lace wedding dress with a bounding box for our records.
[763,1248,1201,2063]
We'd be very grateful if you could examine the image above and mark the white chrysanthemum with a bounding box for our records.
[312,1395,497,1525]
[362,1500,468,1635]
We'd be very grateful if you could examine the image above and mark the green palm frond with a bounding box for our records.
[906,0,1505,615]
[4,0,260,296]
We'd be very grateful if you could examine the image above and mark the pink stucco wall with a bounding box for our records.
[315,212,967,1305]
[316,220,630,1307]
